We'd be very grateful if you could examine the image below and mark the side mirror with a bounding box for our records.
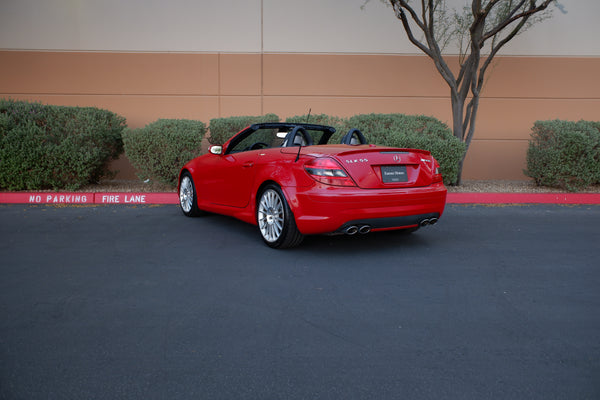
[209,145,223,155]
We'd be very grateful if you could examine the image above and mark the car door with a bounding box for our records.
[206,149,259,208]
[203,127,284,208]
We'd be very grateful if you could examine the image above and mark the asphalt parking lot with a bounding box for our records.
[1,204,599,400]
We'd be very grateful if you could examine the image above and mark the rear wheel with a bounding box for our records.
[179,172,203,217]
[257,184,304,249]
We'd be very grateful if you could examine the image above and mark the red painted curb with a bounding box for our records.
[0,192,95,204]
[1,192,600,205]
[95,192,178,205]
[0,192,178,205]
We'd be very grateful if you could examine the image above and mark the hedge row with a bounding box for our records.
[525,120,600,191]
[286,113,466,185]
[123,119,206,186]
[0,102,465,189]
[6,99,595,192]
[0,99,125,190]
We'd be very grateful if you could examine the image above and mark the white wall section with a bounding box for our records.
[0,0,262,52]
[1,0,598,56]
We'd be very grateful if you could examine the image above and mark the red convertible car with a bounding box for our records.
[178,123,447,248]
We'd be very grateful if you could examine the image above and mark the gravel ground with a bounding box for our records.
[77,179,600,193]
[447,180,600,193]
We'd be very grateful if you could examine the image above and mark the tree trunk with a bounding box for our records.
[450,92,466,185]
[450,92,464,142]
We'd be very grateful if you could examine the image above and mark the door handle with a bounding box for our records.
[243,161,254,168]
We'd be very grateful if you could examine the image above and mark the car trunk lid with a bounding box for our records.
[332,147,436,189]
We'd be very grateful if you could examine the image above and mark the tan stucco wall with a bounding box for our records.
[1,50,598,180]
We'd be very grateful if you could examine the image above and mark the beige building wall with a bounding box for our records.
[1,0,599,180]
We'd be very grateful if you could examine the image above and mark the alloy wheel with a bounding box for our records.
[179,175,194,213]
[258,189,284,242]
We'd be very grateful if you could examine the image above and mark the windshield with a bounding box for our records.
[226,124,335,154]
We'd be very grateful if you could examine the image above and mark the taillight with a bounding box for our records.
[432,158,443,183]
[304,158,356,187]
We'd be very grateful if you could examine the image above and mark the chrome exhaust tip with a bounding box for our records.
[429,218,438,225]
[420,219,430,227]
[345,226,359,235]
[359,225,371,234]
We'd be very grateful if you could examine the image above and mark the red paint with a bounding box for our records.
[1,192,599,205]
[0,192,177,204]
[0,192,93,204]
[95,192,176,204]
[179,123,447,235]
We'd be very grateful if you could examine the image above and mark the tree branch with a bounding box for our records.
[482,0,553,43]
[389,0,432,56]
[389,0,457,88]
[427,0,435,40]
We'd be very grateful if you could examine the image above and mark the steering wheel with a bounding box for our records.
[249,142,269,150]
[341,128,367,145]
[284,126,313,147]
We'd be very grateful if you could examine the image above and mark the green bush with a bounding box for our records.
[525,120,600,191]
[123,119,206,186]
[347,113,466,185]
[0,99,125,190]
[285,114,349,143]
[208,114,279,145]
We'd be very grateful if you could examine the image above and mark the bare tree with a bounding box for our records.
[381,0,562,184]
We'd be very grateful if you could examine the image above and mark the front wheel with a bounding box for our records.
[257,184,304,249]
[179,172,203,217]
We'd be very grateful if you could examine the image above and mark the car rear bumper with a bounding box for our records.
[285,182,447,235]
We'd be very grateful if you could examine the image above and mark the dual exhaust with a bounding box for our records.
[419,217,438,227]
[344,225,372,235]
[342,217,438,235]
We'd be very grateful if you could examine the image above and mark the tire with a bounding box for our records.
[179,172,203,217]
[256,184,304,249]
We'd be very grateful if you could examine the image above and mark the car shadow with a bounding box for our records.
[184,213,435,254]
[297,230,433,254]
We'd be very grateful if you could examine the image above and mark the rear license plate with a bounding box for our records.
[381,165,408,183]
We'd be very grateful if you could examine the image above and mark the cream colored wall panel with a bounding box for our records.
[0,0,81,50]
[0,0,261,52]
[3,0,598,56]
[500,0,600,56]
[262,0,600,56]
[262,0,413,54]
